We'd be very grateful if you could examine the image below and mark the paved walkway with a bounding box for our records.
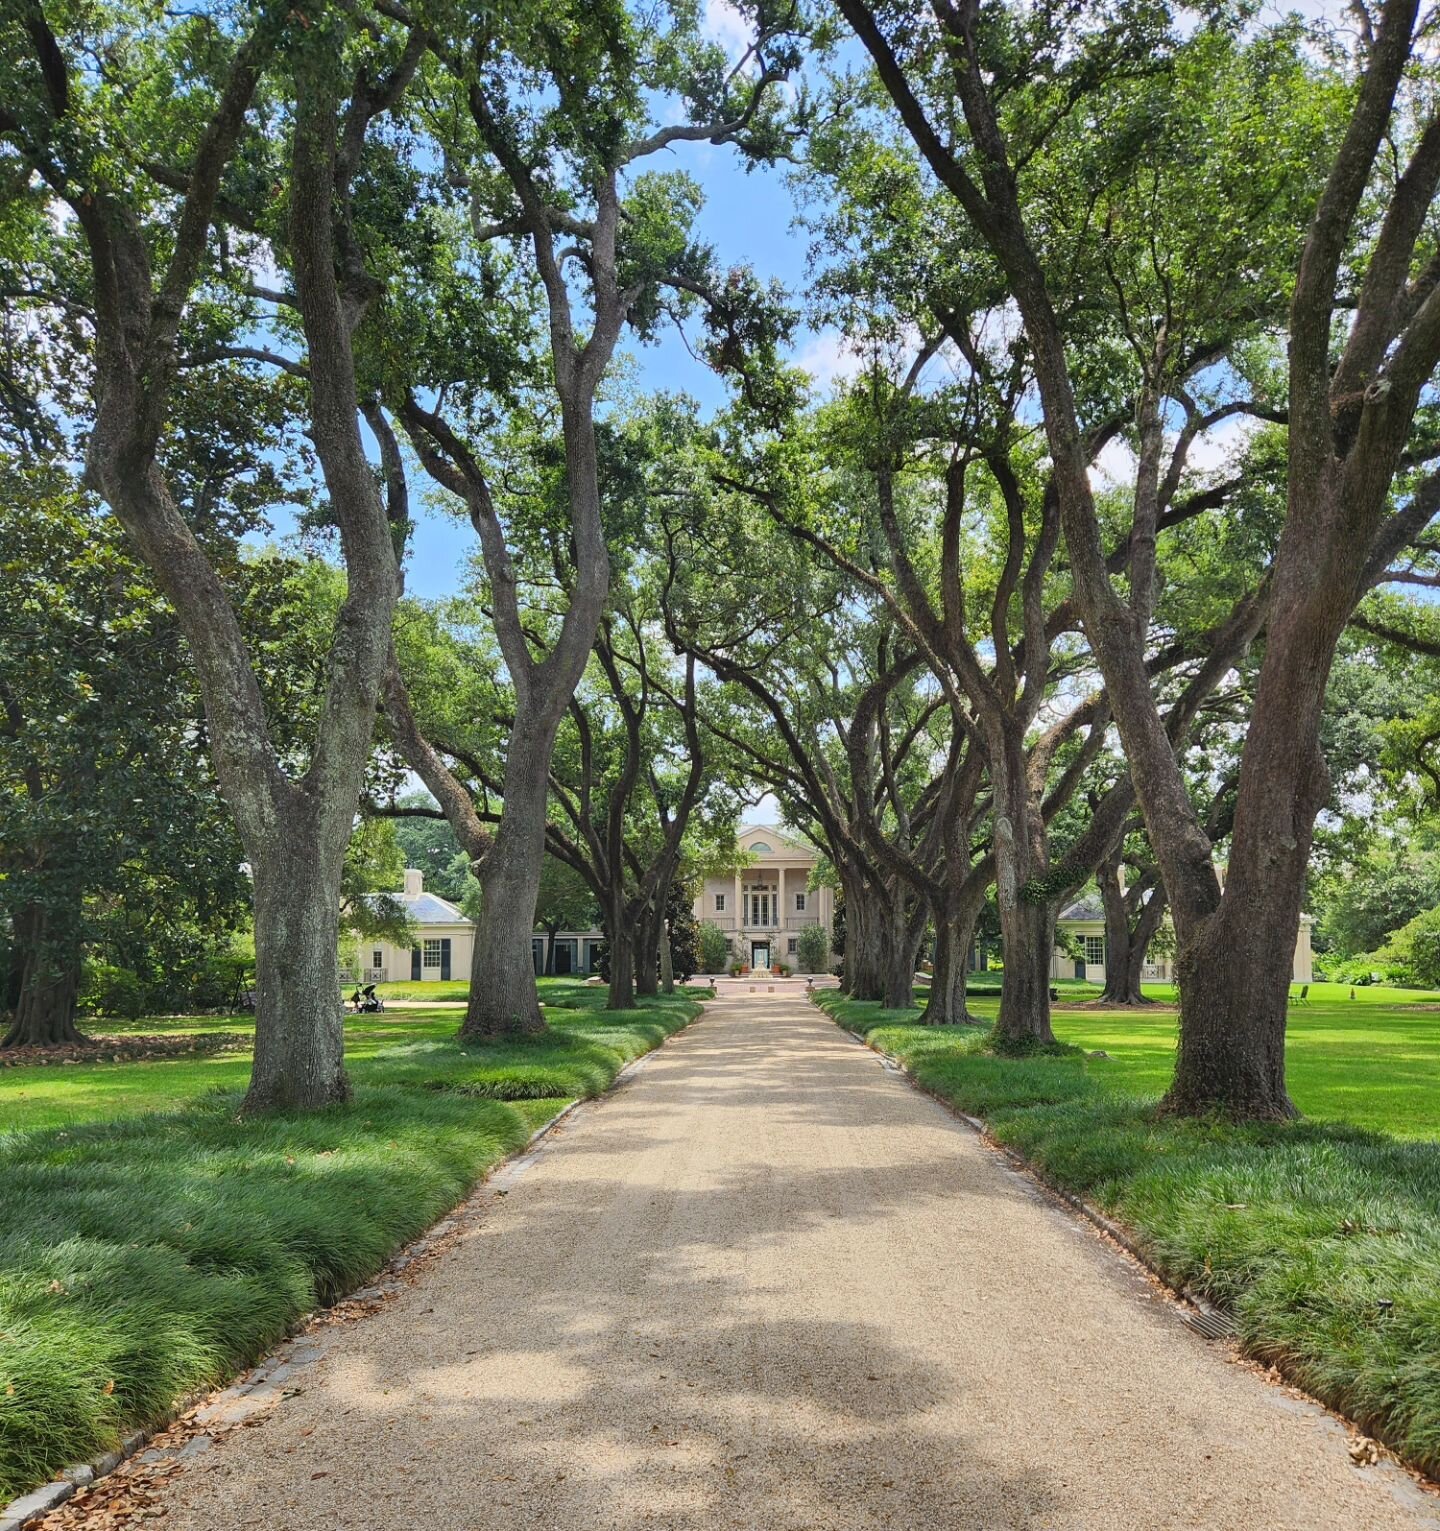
[124,994,1437,1528]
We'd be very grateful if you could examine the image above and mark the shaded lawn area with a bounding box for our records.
[0,981,707,1500]
[995,979,1440,1139]
[816,988,1440,1480]
[1,978,675,1131]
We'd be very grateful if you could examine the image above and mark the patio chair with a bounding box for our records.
[1290,983,1309,1005]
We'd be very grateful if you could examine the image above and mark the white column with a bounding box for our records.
[734,870,743,936]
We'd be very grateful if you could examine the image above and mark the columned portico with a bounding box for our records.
[698,825,835,973]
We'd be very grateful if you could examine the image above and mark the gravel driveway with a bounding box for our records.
[90,992,1440,1529]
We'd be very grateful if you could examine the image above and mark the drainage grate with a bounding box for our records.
[1180,1302,1238,1341]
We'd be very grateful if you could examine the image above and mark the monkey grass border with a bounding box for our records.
[0,997,708,1531]
[812,987,1440,1510]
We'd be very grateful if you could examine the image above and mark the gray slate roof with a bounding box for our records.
[1057,895,1105,923]
[361,891,471,926]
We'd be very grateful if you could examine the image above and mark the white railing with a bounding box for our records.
[363,967,387,983]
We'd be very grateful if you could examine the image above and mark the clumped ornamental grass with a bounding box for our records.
[816,991,1440,1480]
[0,988,704,1500]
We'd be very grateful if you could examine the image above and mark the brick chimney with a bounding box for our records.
[403,868,423,896]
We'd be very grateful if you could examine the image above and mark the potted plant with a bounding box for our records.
[771,962,784,977]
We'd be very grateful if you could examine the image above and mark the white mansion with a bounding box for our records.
[352,825,835,982]
[694,824,836,973]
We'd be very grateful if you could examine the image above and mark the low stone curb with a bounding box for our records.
[0,1005,701,1530]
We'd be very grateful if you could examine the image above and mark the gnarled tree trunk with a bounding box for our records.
[2,905,85,1049]
[1162,574,1335,1117]
[244,848,350,1110]
[466,761,551,1038]
[606,892,637,1011]
[659,922,674,994]
[990,720,1057,1048]
[881,895,924,1009]
[922,911,978,1025]
[634,900,661,998]
[1097,856,1168,1006]
[995,897,1056,1050]
[844,881,886,1000]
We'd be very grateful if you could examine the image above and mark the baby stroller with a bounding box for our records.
[349,983,385,1014]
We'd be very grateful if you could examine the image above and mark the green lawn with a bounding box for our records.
[816,986,1440,1480]
[1044,981,1439,1138]
[2,978,681,1131]
[0,980,708,1500]
[366,978,471,1002]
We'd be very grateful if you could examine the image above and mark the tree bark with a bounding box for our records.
[243,850,349,1110]
[844,881,885,1000]
[1,905,86,1048]
[659,922,674,994]
[994,896,1057,1050]
[1162,574,1336,1116]
[1097,856,1167,1006]
[881,896,921,1009]
[465,761,551,1037]
[606,893,637,1011]
[634,903,660,997]
[922,907,979,1025]
[989,713,1057,1048]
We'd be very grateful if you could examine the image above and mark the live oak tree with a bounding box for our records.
[833,0,1440,1114]
[376,0,803,1037]
[0,8,414,1107]
[384,538,729,1013]
[663,493,956,1011]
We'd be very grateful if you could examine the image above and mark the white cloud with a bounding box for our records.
[793,330,867,388]
[703,0,753,61]
[1089,412,1262,493]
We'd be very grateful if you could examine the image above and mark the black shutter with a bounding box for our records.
[440,938,452,980]
[411,946,421,981]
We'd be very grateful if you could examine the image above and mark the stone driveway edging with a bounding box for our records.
[0,1004,704,1531]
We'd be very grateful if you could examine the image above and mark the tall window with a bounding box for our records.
[1084,935,1105,966]
[715,892,726,912]
[372,949,383,968]
[795,892,806,912]
[424,938,443,968]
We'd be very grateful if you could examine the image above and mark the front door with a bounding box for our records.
[751,942,770,970]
